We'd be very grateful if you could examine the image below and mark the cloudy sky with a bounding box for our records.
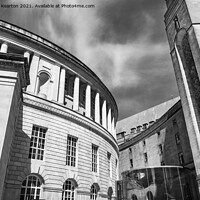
[0,0,178,120]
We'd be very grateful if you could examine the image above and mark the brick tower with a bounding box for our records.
[164,0,200,193]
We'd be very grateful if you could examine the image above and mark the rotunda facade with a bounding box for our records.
[0,20,118,200]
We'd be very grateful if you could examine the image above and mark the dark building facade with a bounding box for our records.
[0,20,119,200]
[116,1,200,198]
[164,0,200,193]
[117,101,200,199]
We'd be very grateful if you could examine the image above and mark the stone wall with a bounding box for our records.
[119,101,193,178]
[3,94,118,200]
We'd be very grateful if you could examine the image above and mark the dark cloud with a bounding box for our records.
[112,52,178,120]
[0,0,178,121]
[93,51,114,86]
[95,0,166,44]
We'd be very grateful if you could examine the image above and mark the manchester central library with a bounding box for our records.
[0,0,200,200]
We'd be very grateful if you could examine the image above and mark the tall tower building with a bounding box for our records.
[164,0,200,193]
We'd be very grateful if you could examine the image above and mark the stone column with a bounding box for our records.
[0,54,29,200]
[73,76,80,111]
[85,84,91,117]
[58,67,66,104]
[102,100,107,129]
[51,64,61,102]
[107,107,112,133]
[24,51,30,64]
[0,42,8,53]
[95,92,100,123]
[26,54,40,93]
[111,117,115,137]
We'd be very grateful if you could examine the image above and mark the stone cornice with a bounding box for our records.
[23,93,119,156]
[0,53,29,88]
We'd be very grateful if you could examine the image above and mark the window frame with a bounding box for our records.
[29,125,47,161]
[92,144,98,173]
[130,158,133,168]
[62,180,75,200]
[66,135,78,167]
[158,144,163,155]
[107,152,112,178]
[20,174,43,200]
[178,152,184,165]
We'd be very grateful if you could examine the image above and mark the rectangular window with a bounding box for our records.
[29,125,47,160]
[130,159,133,168]
[178,152,184,165]
[161,161,165,166]
[66,135,77,167]
[116,159,118,178]
[159,144,163,154]
[174,16,180,32]
[144,153,148,163]
[175,133,180,145]
[107,152,111,178]
[143,123,148,130]
[131,128,136,134]
[92,145,98,172]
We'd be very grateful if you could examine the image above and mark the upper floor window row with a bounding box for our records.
[29,125,114,175]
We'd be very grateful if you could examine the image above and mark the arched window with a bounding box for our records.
[37,72,50,99]
[62,180,75,200]
[20,175,42,200]
[90,184,98,200]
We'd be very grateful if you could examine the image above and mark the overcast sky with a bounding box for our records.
[0,0,179,120]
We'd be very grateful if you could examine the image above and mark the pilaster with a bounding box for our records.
[85,84,91,118]
[73,76,80,111]
[58,67,66,104]
[26,53,40,93]
[51,64,61,101]
[107,107,112,133]
[24,51,30,64]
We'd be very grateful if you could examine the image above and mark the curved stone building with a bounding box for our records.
[0,20,118,200]
[117,99,200,199]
